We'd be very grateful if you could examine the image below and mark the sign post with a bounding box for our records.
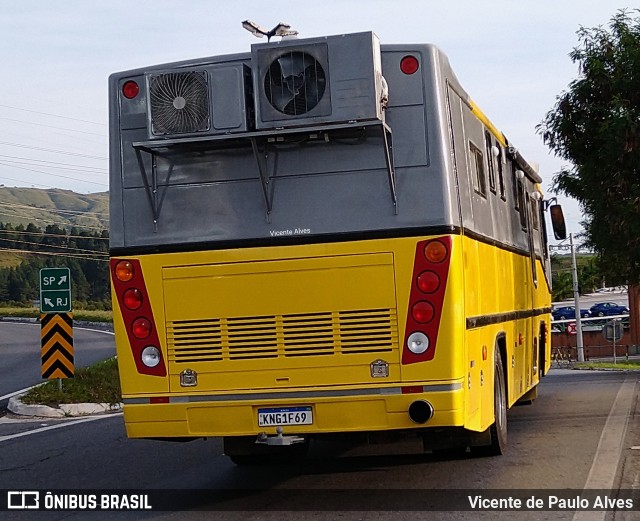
[603,319,624,364]
[39,268,74,381]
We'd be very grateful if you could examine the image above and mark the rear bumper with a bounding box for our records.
[122,384,465,438]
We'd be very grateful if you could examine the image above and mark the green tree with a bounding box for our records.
[540,10,640,345]
[539,9,640,284]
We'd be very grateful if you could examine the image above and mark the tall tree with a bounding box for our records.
[538,9,640,341]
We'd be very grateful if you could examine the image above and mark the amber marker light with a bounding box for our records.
[115,260,135,282]
[424,240,448,263]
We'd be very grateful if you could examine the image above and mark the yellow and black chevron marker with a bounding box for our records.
[41,313,74,379]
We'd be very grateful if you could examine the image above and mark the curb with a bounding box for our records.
[8,394,122,418]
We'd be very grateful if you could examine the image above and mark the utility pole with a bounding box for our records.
[570,233,585,362]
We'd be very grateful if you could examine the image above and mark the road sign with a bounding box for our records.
[41,312,74,379]
[40,267,71,313]
[603,321,624,342]
[567,322,577,335]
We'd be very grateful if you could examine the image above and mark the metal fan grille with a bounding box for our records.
[149,72,210,135]
[264,52,326,116]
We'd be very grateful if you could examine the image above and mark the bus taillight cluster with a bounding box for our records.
[110,259,166,377]
[402,237,451,364]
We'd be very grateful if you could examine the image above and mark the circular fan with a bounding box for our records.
[264,52,326,116]
[149,72,210,135]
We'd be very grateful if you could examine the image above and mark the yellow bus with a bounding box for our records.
[109,30,566,463]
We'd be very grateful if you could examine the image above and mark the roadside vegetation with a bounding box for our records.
[20,358,121,407]
[0,306,111,322]
[574,360,640,371]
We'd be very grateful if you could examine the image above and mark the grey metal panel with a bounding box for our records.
[120,129,151,189]
[110,39,467,250]
[446,88,474,229]
[120,164,448,248]
[462,102,495,239]
[117,74,147,130]
[108,75,125,249]
[211,64,247,131]
[382,51,425,106]
[384,106,428,168]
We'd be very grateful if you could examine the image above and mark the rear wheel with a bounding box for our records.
[472,349,507,456]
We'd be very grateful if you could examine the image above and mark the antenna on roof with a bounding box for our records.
[241,20,298,42]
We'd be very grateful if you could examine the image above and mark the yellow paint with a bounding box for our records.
[112,233,551,438]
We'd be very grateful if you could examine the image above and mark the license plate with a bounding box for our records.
[257,406,313,427]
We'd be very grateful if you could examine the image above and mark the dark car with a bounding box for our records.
[589,302,629,317]
[552,306,590,321]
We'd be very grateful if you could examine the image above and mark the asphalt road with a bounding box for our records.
[1,367,639,520]
[0,320,115,400]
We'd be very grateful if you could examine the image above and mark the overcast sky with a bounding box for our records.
[1,0,636,239]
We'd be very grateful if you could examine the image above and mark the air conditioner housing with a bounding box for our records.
[146,63,251,139]
[252,32,385,130]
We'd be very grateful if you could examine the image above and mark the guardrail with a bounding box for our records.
[551,313,629,333]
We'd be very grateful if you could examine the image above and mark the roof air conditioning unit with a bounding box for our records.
[252,32,385,130]
[146,63,251,139]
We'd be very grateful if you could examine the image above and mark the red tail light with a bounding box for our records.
[403,237,451,364]
[400,55,420,75]
[110,258,166,376]
[122,80,140,99]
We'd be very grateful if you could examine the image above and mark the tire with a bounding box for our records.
[472,349,507,456]
[598,312,605,317]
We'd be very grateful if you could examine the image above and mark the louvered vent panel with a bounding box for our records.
[167,309,397,363]
[167,320,223,363]
[226,316,279,359]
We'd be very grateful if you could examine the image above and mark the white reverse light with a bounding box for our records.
[407,332,429,354]
[141,346,161,368]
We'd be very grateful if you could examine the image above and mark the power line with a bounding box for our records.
[0,209,107,233]
[0,116,107,138]
[0,161,108,187]
[0,228,108,241]
[0,247,108,263]
[2,237,108,256]
[0,104,106,127]
[0,140,107,160]
[0,154,107,174]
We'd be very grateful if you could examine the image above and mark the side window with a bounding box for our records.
[518,181,527,230]
[496,145,506,200]
[470,142,487,197]
[484,131,496,194]
[512,161,520,210]
[531,197,540,230]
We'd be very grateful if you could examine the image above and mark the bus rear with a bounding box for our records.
[109,30,544,461]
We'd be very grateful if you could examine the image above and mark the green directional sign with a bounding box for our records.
[40,267,72,313]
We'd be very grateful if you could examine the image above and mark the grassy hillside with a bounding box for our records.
[0,187,108,268]
[0,187,108,230]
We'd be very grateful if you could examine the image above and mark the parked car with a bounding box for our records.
[552,306,590,321]
[589,302,629,317]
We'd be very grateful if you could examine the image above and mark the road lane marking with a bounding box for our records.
[0,413,122,443]
[572,377,636,521]
[0,386,41,401]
